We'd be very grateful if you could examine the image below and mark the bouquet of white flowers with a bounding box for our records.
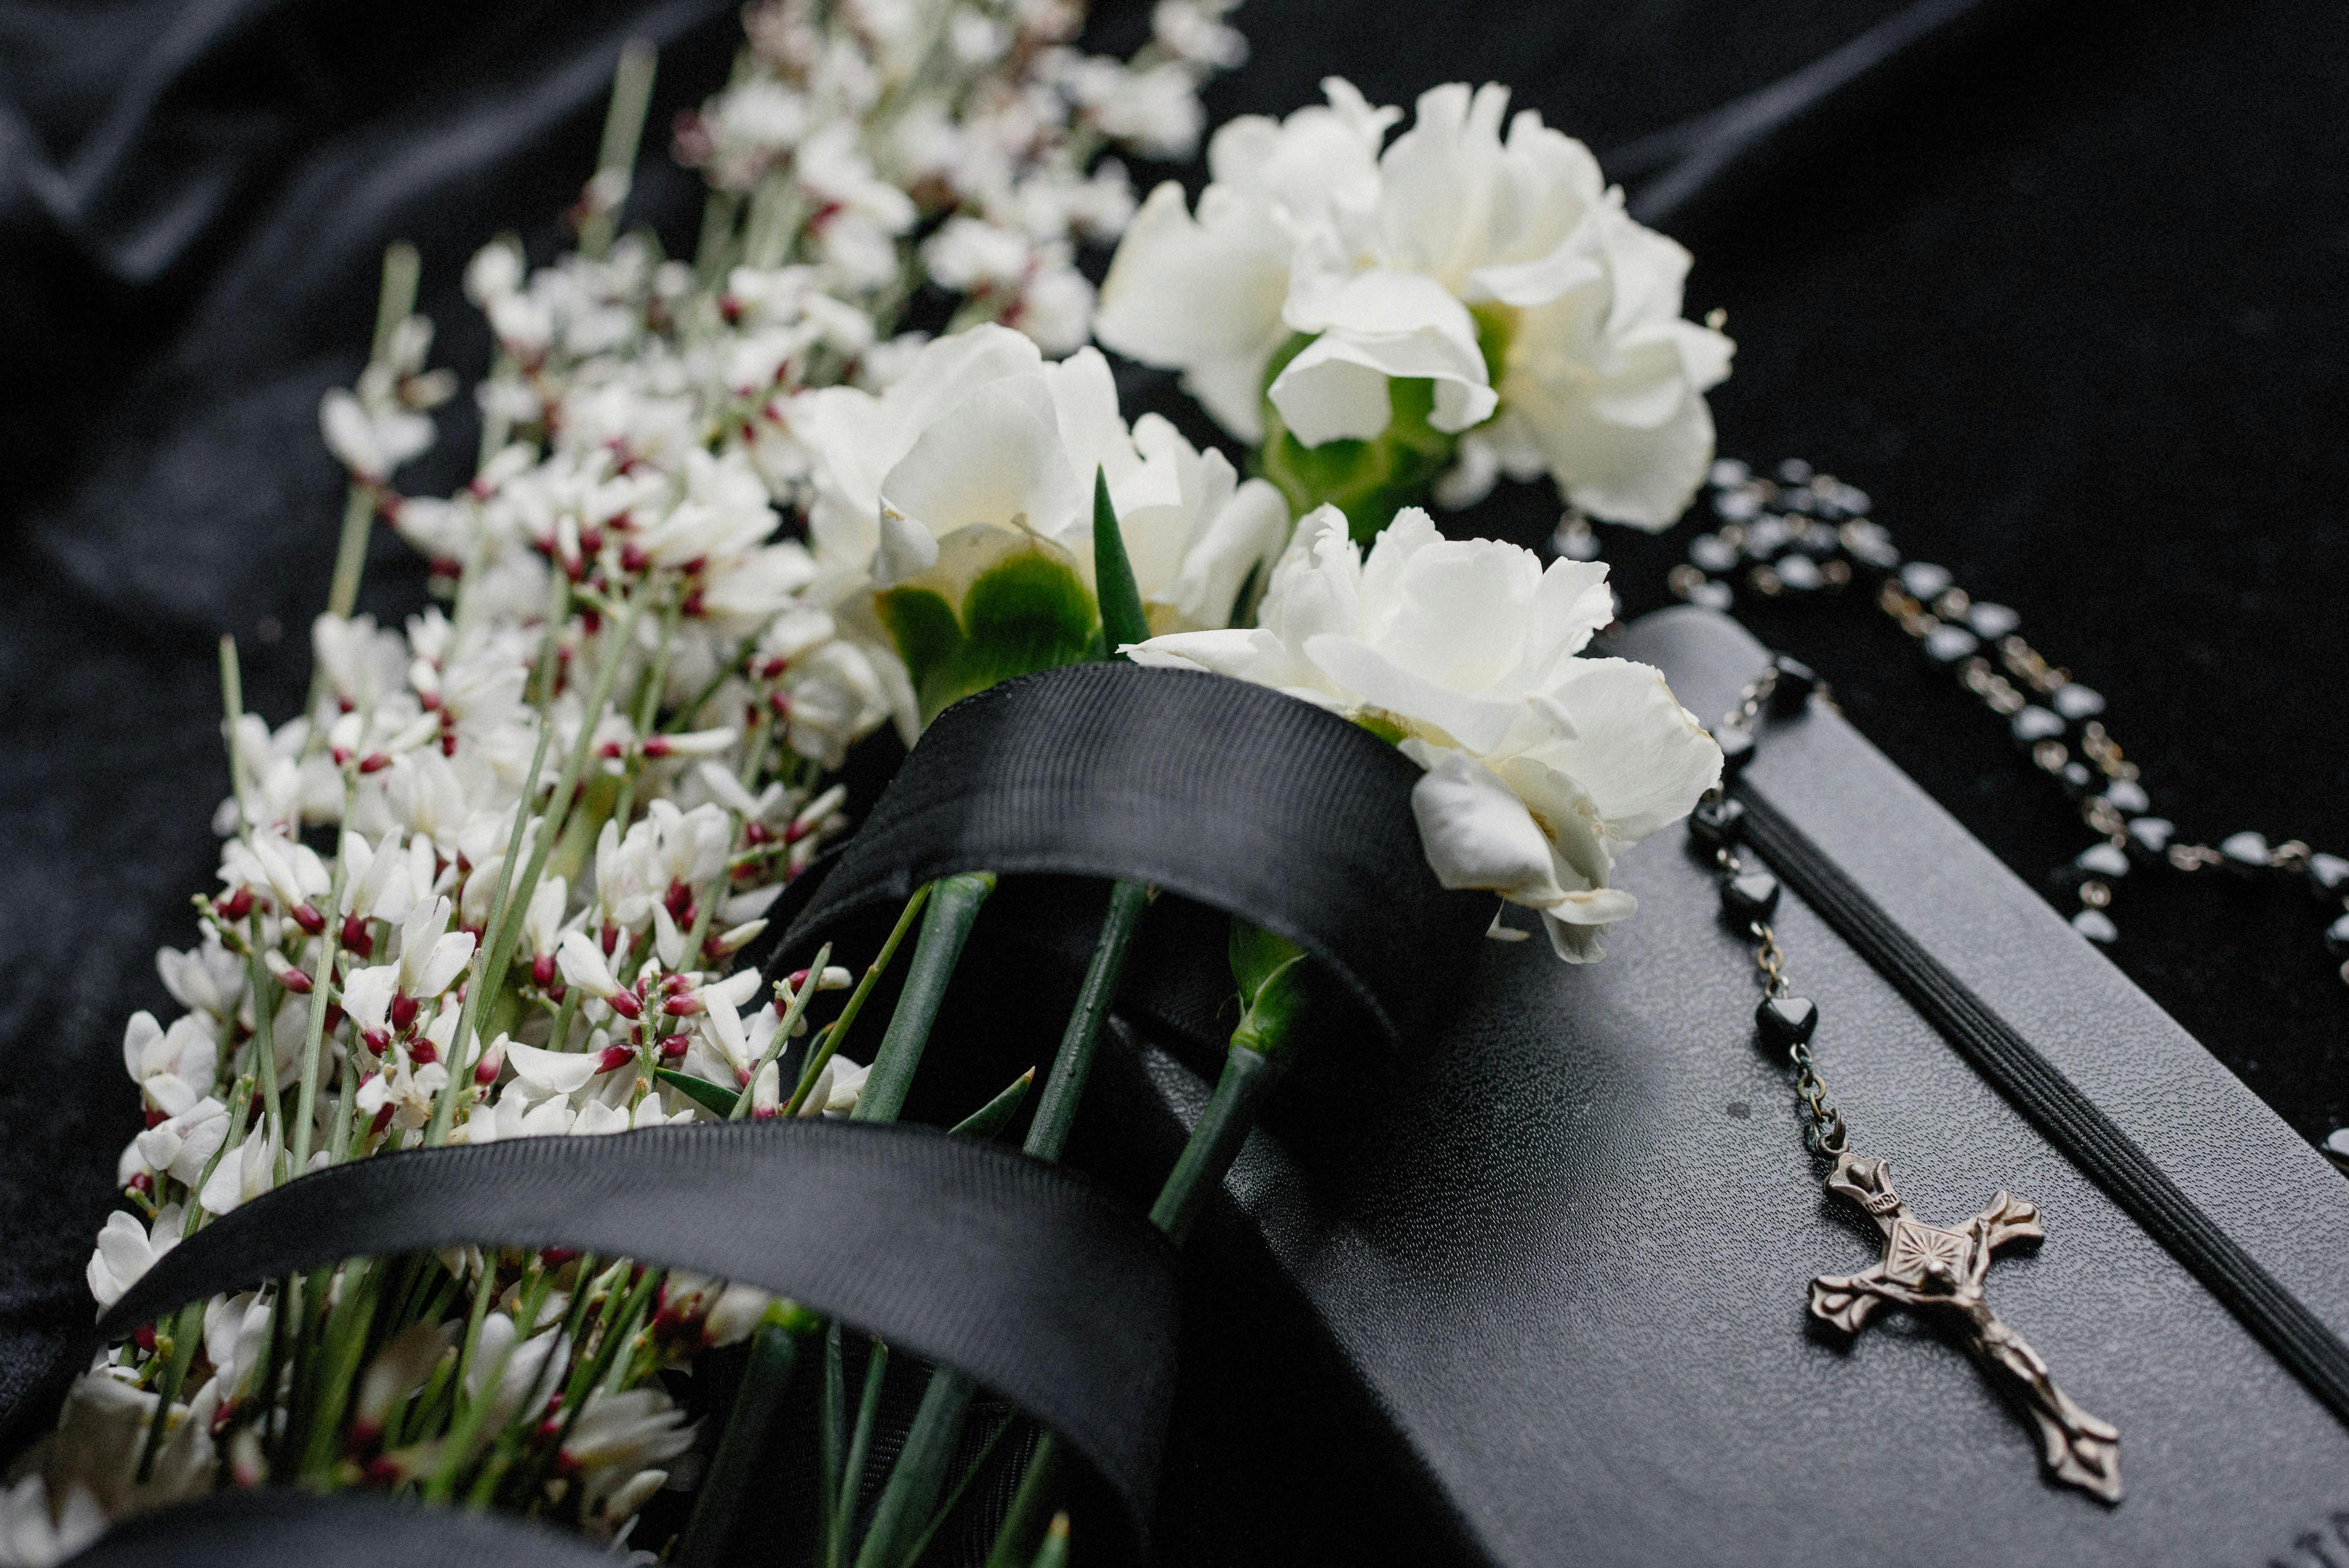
[1,6,1734,1563]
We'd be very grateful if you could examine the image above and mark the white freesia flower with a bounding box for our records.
[793,323,1287,630]
[1135,506,1721,958]
[1096,79,1735,528]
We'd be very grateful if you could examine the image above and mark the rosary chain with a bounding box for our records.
[1666,457,2349,1008]
[1704,669,1847,1158]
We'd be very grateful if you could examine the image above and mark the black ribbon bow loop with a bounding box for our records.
[773,662,1492,1051]
[90,1121,1181,1545]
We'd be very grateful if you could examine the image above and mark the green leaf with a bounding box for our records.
[655,1067,741,1118]
[949,1067,1035,1141]
[1090,466,1150,656]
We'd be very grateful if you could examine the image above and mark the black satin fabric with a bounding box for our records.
[3,0,2344,1517]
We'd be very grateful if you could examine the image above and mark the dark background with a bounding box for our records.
[1,0,2343,1479]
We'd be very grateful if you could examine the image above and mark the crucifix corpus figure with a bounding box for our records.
[1809,1150,2123,1503]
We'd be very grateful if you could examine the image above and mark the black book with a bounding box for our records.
[1101,605,2349,1567]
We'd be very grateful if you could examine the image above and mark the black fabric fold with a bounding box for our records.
[92,1121,1180,1540]
[773,662,1490,1048]
[64,1488,615,1567]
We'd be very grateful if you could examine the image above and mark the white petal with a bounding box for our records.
[1405,746,1568,905]
[1272,270,1496,443]
[412,931,477,1000]
[506,1039,603,1096]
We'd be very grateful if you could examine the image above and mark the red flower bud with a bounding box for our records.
[620,543,649,573]
[341,914,374,958]
[607,990,643,1021]
[408,1037,438,1066]
[642,736,672,759]
[358,752,390,774]
[659,1034,689,1062]
[475,1053,500,1086]
[127,1172,153,1197]
[278,966,314,996]
[218,887,254,921]
[369,1103,395,1137]
[597,1045,635,1074]
[531,953,557,988]
[143,1107,166,1130]
[388,993,418,1032]
[292,902,327,936]
[743,821,773,846]
[134,1324,158,1354]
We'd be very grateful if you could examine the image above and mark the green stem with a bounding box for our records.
[1022,881,1148,1162]
[676,1319,805,1566]
[1149,1045,1280,1244]
[579,38,658,260]
[833,1336,890,1567]
[286,787,356,1175]
[898,1415,1015,1568]
[781,884,934,1116]
[847,874,995,1125]
[850,1371,975,1568]
[736,942,829,1121]
[132,1300,204,1483]
[982,1436,1063,1568]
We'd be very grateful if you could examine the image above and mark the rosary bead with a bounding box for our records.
[2219,830,2271,873]
[1690,796,1747,847]
[1723,871,1782,922]
[1840,520,1899,570]
[1690,533,1739,573]
[1966,603,2022,640]
[1774,554,1823,591]
[2125,816,2176,863]
[2100,778,2151,816]
[2074,842,2131,881]
[2052,684,2106,722]
[2071,909,2119,944]
[1900,561,1954,601]
[1743,515,1793,560]
[2059,761,2096,798]
[1923,624,1980,665]
[1717,726,1756,777]
[1686,579,1734,611]
[2326,914,2349,958]
[2011,706,2065,746]
[2308,852,2349,902]
[1769,655,1818,714]
[1757,995,1819,1047]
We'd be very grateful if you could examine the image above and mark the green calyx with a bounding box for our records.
[1226,918,1312,1064]
[876,549,1099,725]
[1253,309,1519,543]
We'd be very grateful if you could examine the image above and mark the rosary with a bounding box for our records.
[1691,657,2127,1505]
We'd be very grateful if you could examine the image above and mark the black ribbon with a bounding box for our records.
[65,1489,618,1567]
[772,662,1490,1049]
[93,1122,1179,1539]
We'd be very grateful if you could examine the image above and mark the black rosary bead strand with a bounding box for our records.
[1662,459,2349,1000]
[1698,668,1842,1158]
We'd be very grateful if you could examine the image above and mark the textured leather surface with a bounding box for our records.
[1110,605,2349,1567]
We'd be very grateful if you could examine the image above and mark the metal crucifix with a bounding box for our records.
[1808,1150,2123,1503]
